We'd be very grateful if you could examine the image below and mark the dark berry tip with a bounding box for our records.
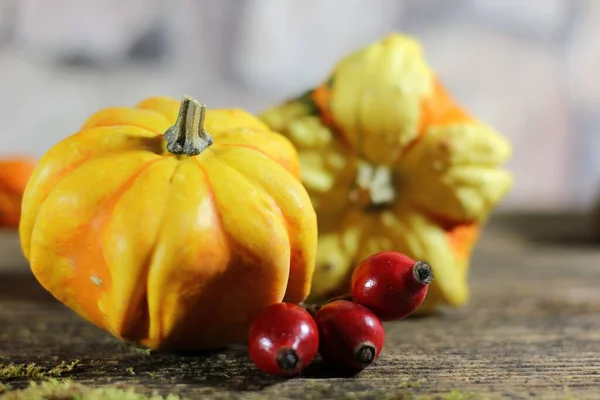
[413,261,434,285]
[275,348,299,371]
[354,342,377,366]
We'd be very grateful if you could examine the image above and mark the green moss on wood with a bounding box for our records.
[0,384,11,394]
[398,379,425,389]
[444,390,482,400]
[0,379,184,400]
[113,342,152,357]
[417,390,490,400]
[0,360,79,379]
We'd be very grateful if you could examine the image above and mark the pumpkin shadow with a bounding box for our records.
[146,344,284,392]
[147,347,364,390]
[0,273,55,302]
[298,357,363,379]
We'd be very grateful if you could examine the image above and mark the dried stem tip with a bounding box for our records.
[165,95,213,156]
[413,261,434,285]
[353,342,377,366]
[275,348,299,371]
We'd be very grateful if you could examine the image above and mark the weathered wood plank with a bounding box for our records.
[1,214,599,399]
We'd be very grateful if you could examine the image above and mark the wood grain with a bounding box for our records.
[1,213,599,399]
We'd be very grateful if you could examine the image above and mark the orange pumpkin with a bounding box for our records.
[19,95,318,350]
[0,156,36,228]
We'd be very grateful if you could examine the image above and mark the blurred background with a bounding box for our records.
[0,0,598,213]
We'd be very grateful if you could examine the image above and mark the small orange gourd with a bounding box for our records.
[0,156,36,228]
[19,95,318,350]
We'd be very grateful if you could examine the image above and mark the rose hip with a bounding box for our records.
[314,300,384,371]
[351,251,433,321]
[248,302,319,376]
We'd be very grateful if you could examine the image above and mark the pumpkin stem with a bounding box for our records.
[164,95,213,156]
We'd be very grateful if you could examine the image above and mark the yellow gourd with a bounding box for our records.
[260,33,512,311]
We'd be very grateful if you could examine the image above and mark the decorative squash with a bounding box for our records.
[19,95,318,350]
[0,156,36,228]
[260,33,513,312]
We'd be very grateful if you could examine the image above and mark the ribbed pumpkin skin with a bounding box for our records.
[19,96,318,350]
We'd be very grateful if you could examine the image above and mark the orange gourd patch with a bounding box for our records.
[0,156,36,228]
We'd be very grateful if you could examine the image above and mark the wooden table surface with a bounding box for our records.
[1,213,599,399]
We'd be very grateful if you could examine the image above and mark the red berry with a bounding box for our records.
[248,302,319,376]
[314,300,384,371]
[351,251,434,321]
